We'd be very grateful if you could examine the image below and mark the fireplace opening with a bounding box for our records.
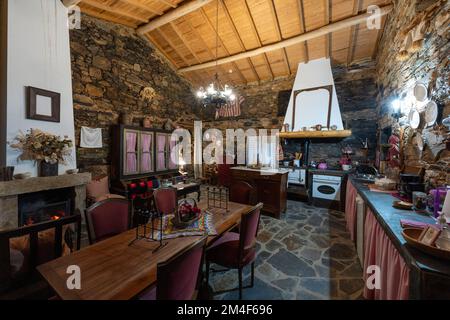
[18,187,75,227]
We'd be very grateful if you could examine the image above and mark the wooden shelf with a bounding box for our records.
[279,130,352,139]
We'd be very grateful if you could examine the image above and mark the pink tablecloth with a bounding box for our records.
[345,180,357,241]
[363,208,410,300]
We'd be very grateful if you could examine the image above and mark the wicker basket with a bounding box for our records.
[402,228,450,261]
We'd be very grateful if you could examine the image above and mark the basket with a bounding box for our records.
[172,198,201,228]
[402,228,450,261]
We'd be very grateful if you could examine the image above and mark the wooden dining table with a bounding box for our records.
[37,200,252,300]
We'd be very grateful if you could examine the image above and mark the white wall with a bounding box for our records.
[6,0,76,175]
[283,58,344,131]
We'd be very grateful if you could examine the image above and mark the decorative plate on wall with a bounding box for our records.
[408,109,421,129]
[413,83,428,102]
[424,101,438,127]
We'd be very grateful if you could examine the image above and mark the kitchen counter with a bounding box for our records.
[308,168,349,176]
[350,176,450,299]
[231,166,290,174]
[231,167,288,218]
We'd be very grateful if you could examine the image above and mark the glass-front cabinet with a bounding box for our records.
[112,125,177,180]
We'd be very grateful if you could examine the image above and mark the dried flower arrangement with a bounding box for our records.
[9,129,73,164]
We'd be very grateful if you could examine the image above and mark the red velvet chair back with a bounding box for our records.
[157,237,207,300]
[154,188,177,215]
[217,155,234,187]
[230,180,255,205]
[239,203,263,262]
[85,199,129,244]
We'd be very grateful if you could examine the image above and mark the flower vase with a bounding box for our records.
[39,161,58,177]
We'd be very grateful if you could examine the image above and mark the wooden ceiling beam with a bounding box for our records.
[324,0,331,59]
[268,0,291,76]
[83,0,148,23]
[178,4,393,73]
[137,0,215,35]
[81,5,138,27]
[118,0,164,16]
[182,14,232,87]
[170,22,202,63]
[298,0,309,63]
[240,0,273,80]
[157,0,177,9]
[198,8,247,84]
[347,0,361,66]
[156,28,191,67]
[62,0,82,7]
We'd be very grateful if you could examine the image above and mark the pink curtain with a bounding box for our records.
[168,139,177,170]
[157,134,166,171]
[141,134,152,172]
[345,181,358,241]
[363,208,410,300]
[126,132,137,173]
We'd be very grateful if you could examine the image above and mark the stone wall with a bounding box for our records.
[375,0,449,186]
[70,14,199,175]
[203,62,379,166]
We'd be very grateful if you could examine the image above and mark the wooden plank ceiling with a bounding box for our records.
[75,0,391,86]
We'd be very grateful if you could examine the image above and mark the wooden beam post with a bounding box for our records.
[137,0,215,35]
[178,4,393,73]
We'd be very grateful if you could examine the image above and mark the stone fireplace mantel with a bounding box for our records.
[0,173,91,231]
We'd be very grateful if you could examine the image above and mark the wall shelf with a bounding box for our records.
[279,130,352,139]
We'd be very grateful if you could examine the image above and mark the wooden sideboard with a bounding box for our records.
[230,167,288,219]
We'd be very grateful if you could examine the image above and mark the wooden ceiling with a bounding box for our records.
[72,0,392,86]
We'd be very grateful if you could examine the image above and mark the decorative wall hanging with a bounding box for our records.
[26,86,60,122]
[215,95,244,119]
[140,86,156,102]
[413,82,428,102]
[80,127,102,148]
[143,116,152,128]
[424,101,438,127]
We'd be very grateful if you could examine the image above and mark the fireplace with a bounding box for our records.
[18,187,75,227]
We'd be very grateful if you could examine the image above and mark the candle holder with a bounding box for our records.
[206,186,229,212]
[129,201,167,252]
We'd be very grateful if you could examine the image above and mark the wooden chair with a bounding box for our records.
[0,213,82,299]
[85,198,130,244]
[139,237,207,300]
[153,187,177,216]
[229,180,256,205]
[205,203,263,299]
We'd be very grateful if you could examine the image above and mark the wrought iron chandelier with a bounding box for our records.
[196,0,235,108]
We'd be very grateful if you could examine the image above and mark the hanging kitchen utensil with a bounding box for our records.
[408,109,421,129]
[413,82,428,102]
[424,100,438,127]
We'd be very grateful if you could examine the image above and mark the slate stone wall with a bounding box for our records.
[375,0,449,186]
[70,14,199,176]
[203,62,379,166]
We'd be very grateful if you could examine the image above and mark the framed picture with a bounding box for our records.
[27,86,60,122]
[418,226,441,246]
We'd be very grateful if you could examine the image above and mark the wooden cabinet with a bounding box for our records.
[231,168,287,219]
[112,125,178,180]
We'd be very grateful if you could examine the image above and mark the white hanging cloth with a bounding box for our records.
[80,127,102,148]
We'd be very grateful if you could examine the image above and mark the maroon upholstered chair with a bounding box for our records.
[229,180,256,205]
[205,203,263,299]
[85,199,130,244]
[153,187,177,216]
[217,155,234,187]
[139,237,207,300]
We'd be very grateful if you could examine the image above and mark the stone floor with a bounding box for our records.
[208,200,364,300]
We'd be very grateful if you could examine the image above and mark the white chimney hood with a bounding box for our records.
[283,58,344,131]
